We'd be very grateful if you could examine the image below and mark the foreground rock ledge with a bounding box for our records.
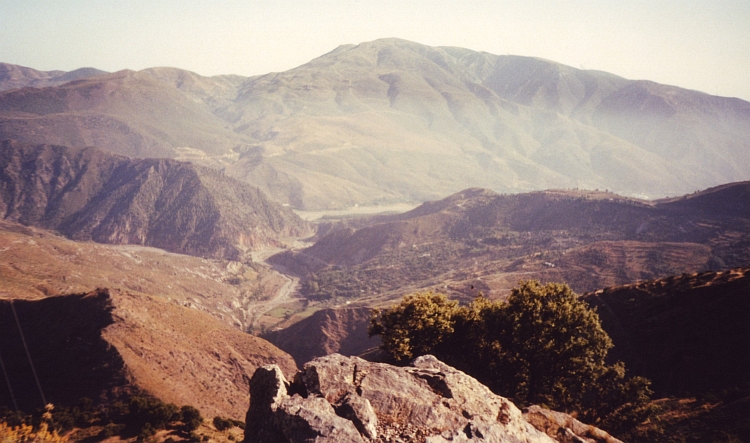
[244,354,622,443]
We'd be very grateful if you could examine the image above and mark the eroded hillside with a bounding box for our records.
[0,141,312,261]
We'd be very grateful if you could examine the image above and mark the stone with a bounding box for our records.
[244,354,621,443]
[522,405,624,443]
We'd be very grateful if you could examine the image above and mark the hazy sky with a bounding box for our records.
[1,0,748,101]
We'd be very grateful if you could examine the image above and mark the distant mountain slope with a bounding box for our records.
[0,141,312,260]
[0,288,297,419]
[225,38,750,207]
[261,307,379,367]
[2,39,749,209]
[0,62,107,92]
[272,183,750,304]
[582,266,750,397]
[0,68,248,159]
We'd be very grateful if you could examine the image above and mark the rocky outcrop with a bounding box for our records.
[244,354,621,443]
[523,406,622,443]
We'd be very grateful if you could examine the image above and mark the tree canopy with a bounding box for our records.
[369,281,654,436]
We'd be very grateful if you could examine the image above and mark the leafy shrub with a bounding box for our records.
[369,281,655,436]
[126,396,179,433]
[100,422,126,438]
[213,416,232,431]
[0,421,68,442]
[213,415,245,431]
[180,405,203,431]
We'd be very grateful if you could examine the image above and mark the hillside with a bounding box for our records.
[0,141,312,261]
[583,266,750,397]
[582,267,750,442]
[2,39,749,209]
[0,62,107,92]
[0,288,297,420]
[226,39,750,208]
[0,218,299,332]
[271,183,750,305]
[0,68,248,160]
[261,307,379,367]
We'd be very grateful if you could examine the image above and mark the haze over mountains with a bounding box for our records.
[1,38,749,442]
[1,38,749,209]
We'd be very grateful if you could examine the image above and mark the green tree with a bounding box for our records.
[369,292,459,363]
[369,281,654,436]
[180,405,203,432]
[490,281,613,410]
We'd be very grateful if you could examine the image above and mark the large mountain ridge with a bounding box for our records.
[1,38,749,209]
[0,140,311,260]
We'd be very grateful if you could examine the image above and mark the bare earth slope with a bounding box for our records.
[0,219,294,331]
[272,183,750,305]
[0,288,297,420]
[261,307,380,367]
[2,39,749,209]
[0,141,312,260]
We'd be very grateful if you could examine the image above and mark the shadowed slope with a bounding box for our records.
[0,288,298,420]
[583,267,750,397]
[261,307,380,367]
[0,141,311,260]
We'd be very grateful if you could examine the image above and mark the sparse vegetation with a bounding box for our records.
[213,416,245,431]
[0,404,67,442]
[369,282,656,437]
[0,395,206,441]
[291,187,750,304]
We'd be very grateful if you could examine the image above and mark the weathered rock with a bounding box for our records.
[522,406,623,443]
[245,354,618,442]
[244,364,365,443]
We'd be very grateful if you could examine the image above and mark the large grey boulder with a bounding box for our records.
[244,354,620,443]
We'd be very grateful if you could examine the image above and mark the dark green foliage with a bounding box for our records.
[127,396,180,431]
[138,422,156,441]
[0,406,30,427]
[369,281,655,436]
[213,415,245,431]
[490,281,614,409]
[44,397,98,432]
[180,405,203,431]
[0,395,203,439]
[369,292,459,363]
[0,397,98,434]
[101,422,126,438]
